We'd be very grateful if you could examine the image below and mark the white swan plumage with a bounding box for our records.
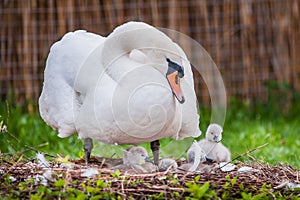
[39,21,201,163]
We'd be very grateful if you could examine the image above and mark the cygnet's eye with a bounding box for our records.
[210,132,213,135]
[141,154,145,157]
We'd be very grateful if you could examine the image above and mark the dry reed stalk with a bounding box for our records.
[150,0,160,26]
[103,0,115,31]
[157,1,168,28]
[239,0,253,100]
[66,0,75,30]
[252,2,264,101]
[56,0,67,35]
[30,0,39,102]
[0,2,9,94]
[167,0,177,37]
[21,1,32,107]
[140,1,152,25]
[290,0,300,92]
[115,0,124,25]
[9,2,19,101]
[47,0,55,42]
[93,0,103,31]
[271,1,291,83]
[244,1,256,101]
[211,0,220,67]
[221,0,234,99]
[178,0,191,57]
[230,4,240,98]
[194,0,211,104]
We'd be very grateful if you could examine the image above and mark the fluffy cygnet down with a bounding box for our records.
[112,146,178,173]
[110,146,157,173]
[158,158,178,172]
[179,141,207,171]
[197,123,231,162]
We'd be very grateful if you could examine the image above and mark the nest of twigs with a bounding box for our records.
[0,156,299,199]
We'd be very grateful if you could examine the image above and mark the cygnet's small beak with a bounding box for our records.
[213,135,221,143]
[205,156,214,163]
[145,156,154,163]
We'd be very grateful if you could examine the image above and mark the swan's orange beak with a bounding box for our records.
[166,58,185,104]
[166,71,185,104]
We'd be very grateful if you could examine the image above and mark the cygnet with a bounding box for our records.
[158,158,178,172]
[198,123,231,162]
[111,146,157,173]
[179,141,207,171]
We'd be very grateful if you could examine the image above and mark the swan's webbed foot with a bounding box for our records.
[150,140,160,165]
[84,138,93,165]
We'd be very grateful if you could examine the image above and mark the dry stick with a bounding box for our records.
[99,158,106,169]
[5,101,10,125]
[6,154,24,174]
[1,102,18,141]
[221,143,269,169]
[2,119,54,159]
[6,140,21,155]
[24,143,56,158]
[3,129,20,142]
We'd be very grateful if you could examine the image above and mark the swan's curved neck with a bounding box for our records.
[101,27,177,69]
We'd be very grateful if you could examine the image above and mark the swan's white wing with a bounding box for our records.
[39,30,105,137]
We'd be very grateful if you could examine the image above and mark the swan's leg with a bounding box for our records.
[150,140,160,165]
[84,138,93,165]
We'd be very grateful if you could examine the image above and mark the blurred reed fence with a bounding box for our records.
[1,0,300,108]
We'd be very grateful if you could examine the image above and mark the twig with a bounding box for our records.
[6,100,10,125]
[221,143,269,168]
[99,157,106,169]
[6,139,21,154]
[24,143,55,158]
[3,129,20,142]
[7,154,24,174]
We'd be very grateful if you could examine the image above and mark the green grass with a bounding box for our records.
[0,98,299,168]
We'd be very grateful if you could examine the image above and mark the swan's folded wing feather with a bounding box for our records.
[39,30,105,137]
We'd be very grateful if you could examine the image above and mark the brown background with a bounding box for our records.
[1,0,299,107]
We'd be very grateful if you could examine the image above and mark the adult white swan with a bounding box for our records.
[39,21,201,164]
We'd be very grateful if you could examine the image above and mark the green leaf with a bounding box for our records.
[241,192,252,200]
[239,183,245,191]
[54,179,66,188]
[111,169,121,178]
[30,193,43,200]
[194,175,201,182]
[186,181,210,198]
[252,193,267,200]
[231,176,237,186]
[96,179,106,189]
